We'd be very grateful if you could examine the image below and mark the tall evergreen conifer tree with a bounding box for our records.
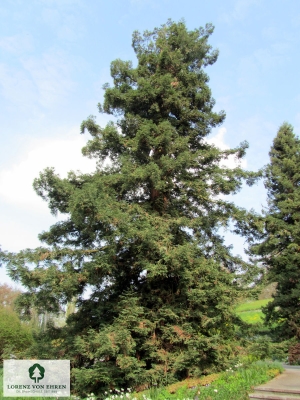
[251,123,300,340]
[1,21,258,394]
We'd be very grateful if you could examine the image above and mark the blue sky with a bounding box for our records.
[1,0,300,286]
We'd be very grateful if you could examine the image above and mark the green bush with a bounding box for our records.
[0,307,33,361]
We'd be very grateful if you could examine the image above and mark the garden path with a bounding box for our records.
[249,365,300,400]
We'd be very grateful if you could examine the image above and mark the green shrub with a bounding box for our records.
[0,307,33,361]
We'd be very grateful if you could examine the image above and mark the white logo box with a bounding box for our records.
[3,360,70,397]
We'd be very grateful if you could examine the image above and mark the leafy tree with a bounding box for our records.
[0,283,21,309]
[1,20,259,394]
[251,123,300,340]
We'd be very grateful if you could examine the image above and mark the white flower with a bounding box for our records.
[214,389,218,392]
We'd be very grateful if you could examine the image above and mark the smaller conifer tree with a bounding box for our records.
[251,123,300,339]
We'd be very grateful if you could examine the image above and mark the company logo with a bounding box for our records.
[28,363,45,383]
[4,360,70,397]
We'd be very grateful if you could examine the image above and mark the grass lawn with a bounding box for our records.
[235,298,273,324]
[235,298,272,313]
[238,309,265,324]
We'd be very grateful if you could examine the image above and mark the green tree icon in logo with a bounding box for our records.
[28,363,45,383]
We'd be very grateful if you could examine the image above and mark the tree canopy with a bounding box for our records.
[1,20,259,395]
[251,122,300,340]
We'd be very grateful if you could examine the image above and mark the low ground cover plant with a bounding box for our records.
[0,361,283,400]
[101,361,283,400]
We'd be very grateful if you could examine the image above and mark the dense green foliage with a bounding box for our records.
[251,123,300,340]
[0,20,259,395]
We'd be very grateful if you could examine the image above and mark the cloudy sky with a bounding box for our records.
[1,0,300,286]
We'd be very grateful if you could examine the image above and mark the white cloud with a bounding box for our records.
[0,33,33,54]
[0,48,75,111]
[0,212,53,252]
[206,127,247,169]
[0,126,104,292]
[0,128,96,213]
[0,127,99,266]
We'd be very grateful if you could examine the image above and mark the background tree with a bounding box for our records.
[251,123,300,340]
[1,20,259,394]
[0,283,21,309]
